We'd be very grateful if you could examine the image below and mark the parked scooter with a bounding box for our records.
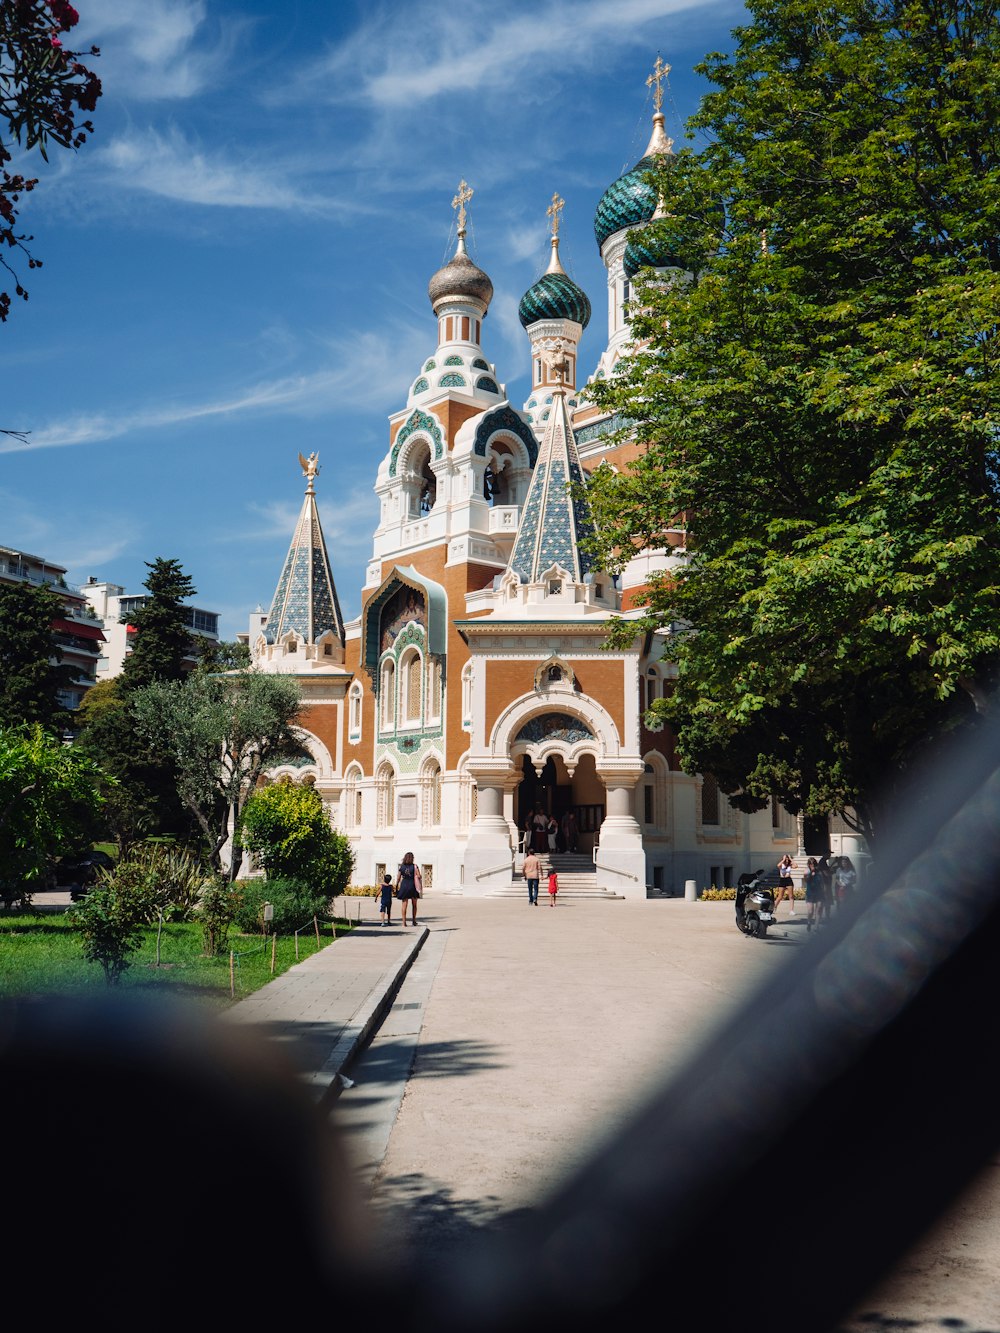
[735,869,776,939]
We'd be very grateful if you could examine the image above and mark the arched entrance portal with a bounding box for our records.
[514,751,605,853]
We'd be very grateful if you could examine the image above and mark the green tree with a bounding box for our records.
[0,723,103,906]
[128,670,303,877]
[588,0,1000,848]
[76,558,199,847]
[195,638,251,673]
[0,579,75,731]
[1,0,102,322]
[120,557,197,692]
[241,779,354,896]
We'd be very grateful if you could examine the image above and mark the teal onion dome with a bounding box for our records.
[623,225,682,278]
[518,270,591,330]
[594,112,673,251]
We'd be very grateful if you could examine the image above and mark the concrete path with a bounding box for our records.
[228,892,999,1330]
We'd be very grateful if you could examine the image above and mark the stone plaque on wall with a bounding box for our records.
[397,793,418,822]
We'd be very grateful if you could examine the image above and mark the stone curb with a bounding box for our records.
[307,925,429,1108]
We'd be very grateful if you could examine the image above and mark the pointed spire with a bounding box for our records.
[507,358,599,585]
[265,454,345,647]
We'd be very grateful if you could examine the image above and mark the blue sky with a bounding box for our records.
[2,0,745,637]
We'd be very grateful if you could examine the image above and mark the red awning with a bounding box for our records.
[52,618,106,641]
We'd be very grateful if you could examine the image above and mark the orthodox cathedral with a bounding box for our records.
[248,68,864,898]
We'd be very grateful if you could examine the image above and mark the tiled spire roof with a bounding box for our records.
[265,457,345,646]
[507,382,598,584]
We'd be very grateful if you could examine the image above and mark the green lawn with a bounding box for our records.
[0,911,350,1005]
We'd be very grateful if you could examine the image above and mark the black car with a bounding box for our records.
[54,851,115,900]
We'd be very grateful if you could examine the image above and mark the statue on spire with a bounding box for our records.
[298,451,320,491]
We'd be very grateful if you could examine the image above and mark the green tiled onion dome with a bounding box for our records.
[594,157,658,251]
[518,271,591,330]
[623,226,682,278]
[594,111,674,251]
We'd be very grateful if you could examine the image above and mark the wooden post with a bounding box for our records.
[270,932,277,974]
[295,930,299,961]
[314,914,320,946]
[229,950,235,999]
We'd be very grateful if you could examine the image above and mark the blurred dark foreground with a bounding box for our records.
[6,720,1000,1331]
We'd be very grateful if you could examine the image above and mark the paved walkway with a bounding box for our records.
[225,892,999,1330]
[224,905,428,1104]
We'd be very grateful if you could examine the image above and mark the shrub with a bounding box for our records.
[197,874,238,956]
[69,862,158,985]
[124,841,206,920]
[240,781,353,895]
[231,877,330,935]
[342,884,380,897]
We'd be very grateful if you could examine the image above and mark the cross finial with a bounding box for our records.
[452,179,473,235]
[646,54,671,113]
[546,191,565,239]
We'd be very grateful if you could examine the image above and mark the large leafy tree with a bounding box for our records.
[587,0,1000,848]
[0,723,103,905]
[128,670,303,877]
[0,578,74,731]
[1,0,101,322]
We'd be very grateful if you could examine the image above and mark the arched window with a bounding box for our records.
[376,763,395,829]
[428,658,443,721]
[400,648,422,724]
[422,760,442,827]
[380,660,395,729]
[700,774,720,826]
[461,661,473,729]
[348,682,363,741]
[345,765,362,830]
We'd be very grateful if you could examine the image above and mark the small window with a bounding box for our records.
[702,775,720,826]
[644,786,653,825]
[548,580,562,595]
[547,666,562,682]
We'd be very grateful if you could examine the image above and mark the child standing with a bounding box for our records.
[378,872,394,926]
[547,869,559,906]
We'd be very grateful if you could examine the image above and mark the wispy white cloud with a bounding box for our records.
[75,0,236,102]
[95,126,353,213]
[305,0,736,109]
[0,326,428,455]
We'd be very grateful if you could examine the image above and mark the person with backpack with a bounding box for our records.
[395,851,423,927]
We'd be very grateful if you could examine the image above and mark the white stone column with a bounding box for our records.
[462,759,517,893]
[595,760,647,900]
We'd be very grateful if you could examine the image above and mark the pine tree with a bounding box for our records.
[120,558,197,692]
[0,580,74,731]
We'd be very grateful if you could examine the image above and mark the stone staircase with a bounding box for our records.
[491,851,625,901]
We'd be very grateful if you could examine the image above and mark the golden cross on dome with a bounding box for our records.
[646,54,671,112]
[452,179,473,234]
[546,191,565,239]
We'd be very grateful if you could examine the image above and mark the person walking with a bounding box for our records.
[547,869,559,906]
[378,872,394,927]
[802,857,822,932]
[773,854,796,915]
[561,809,579,853]
[523,850,541,906]
[816,854,834,922]
[834,855,857,908]
[395,851,423,927]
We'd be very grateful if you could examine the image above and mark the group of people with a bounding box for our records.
[377,851,422,927]
[774,852,858,931]
[523,806,579,855]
